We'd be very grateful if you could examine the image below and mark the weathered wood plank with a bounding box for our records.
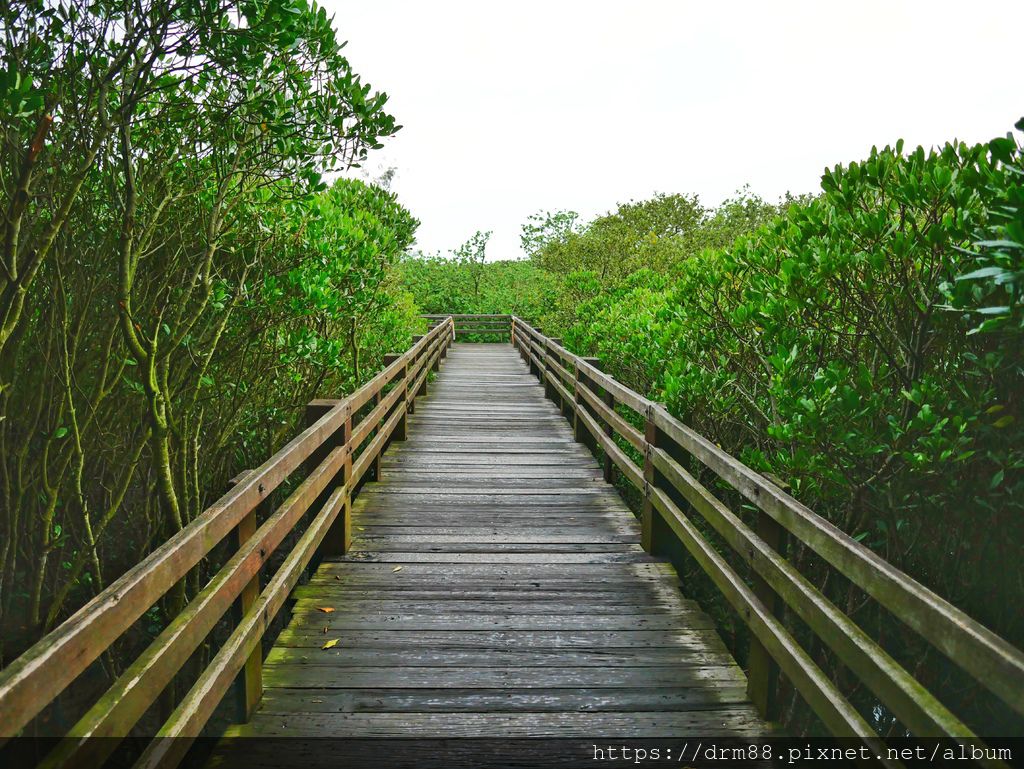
[255,685,750,712]
[261,665,746,689]
[272,629,731,651]
[223,709,764,737]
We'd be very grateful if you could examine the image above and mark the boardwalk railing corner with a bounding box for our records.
[508,314,1024,753]
[424,313,511,340]
[0,318,454,768]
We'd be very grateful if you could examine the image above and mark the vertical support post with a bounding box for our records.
[412,335,428,398]
[530,328,543,377]
[305,399,350,558]
[548,338,564,413]
[641,405,658,554]
[371,388,383,482]
[747,512,786,722]
[574,357,600,448]
[384,353,407,441]
[227,470,264,723]
[601,381,615,485]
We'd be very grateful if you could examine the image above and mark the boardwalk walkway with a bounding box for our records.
[222,343,765,741]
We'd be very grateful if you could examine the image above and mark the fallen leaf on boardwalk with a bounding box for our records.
[317,607,335,613]
[392,566,403,573]
[334,575,341,580]
[321,639,339,650]
[322,626,329,634]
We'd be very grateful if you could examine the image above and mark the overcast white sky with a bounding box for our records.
[323,1,1024,260]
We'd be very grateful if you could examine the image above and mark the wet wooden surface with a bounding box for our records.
[221,343,764,739]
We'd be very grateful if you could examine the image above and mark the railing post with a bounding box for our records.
[747,512,787,722]
[412,335,428,398]
[601,381,615,485]
[227,471,264,723]
[642,405,659,554]
[371,387,383,482]
[530,327,542,377]
[548,338,563,412]
[574,357,601,453]
[384,353,407,440]
[305,399,351,557]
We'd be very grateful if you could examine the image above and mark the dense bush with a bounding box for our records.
[401,230,557,319]
[0,0,417,667]
[538,133,1024,734]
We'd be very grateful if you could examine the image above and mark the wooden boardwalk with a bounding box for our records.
[222,343,765,740]
[9,319,1020,764]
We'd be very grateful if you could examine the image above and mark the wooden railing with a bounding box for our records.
[424,313,511,340]
[0,319,454,766]
[510,316,1024,752]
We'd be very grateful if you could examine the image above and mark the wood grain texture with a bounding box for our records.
[217,343,763,742]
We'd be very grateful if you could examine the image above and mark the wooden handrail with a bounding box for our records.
[424,313,511,338]
[510,315,1024,746]
[0,319,454,764]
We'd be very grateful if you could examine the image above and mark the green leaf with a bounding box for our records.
[956,266,1008,281]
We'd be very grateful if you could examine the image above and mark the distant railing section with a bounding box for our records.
[510,316,1024,754]
[424,313,511,340]
[0,319,455,768]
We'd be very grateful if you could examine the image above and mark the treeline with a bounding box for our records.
[0,0,422,666]
[401,128,1024,735]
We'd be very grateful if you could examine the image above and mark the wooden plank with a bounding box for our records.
[271,629,726,649]
[271,612,715,631]
[263,647,733,668]
[255,685,751,712]
[260,665,746,689]
[333,552,652,563]
[222,709,764,738]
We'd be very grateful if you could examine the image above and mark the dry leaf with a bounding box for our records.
[392,566,403,573]
[322,626,328,634]
[321,639,339,650]
[317,607,335,613]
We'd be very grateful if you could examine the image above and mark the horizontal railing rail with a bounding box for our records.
[424,313,511,339]
[0,319,454,768]
[510,316,1024,757]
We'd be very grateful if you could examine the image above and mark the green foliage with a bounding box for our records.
[944,119,1024,333]
[401,229,558,321]
[520,210,582,258]
[544,134,1024,734]
[0,0,419,660]
[264,178,420,382]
